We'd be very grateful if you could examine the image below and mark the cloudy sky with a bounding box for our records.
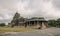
[0,0,60,23]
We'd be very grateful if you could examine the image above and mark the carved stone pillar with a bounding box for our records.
[37,21,40,28]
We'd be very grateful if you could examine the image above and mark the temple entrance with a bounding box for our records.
[25,20,48,29]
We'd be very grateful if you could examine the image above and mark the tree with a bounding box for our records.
[56,18,60,27]
[48,20,56,27]
[19,17,25,22]
[57,18,60,21]
[11,12,20,27]
[48,18,60,27]
[0,23,6,27]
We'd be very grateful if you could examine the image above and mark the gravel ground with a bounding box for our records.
[0,28,60,36]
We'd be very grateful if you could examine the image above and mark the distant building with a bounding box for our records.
[11,12,48,29]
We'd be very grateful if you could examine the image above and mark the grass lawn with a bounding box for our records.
[0,27,37,33]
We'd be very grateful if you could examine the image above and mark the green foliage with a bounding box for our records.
[19,17,25,22]
[48,20,55,27]
[0,23,6,27]
[10,12,26,27]
[48,18,60,27]
[11,12,20,26]
[13,12,20,19]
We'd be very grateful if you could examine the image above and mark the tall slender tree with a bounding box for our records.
[11,12,20,27]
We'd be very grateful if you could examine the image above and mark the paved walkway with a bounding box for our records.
[1,28,60,36]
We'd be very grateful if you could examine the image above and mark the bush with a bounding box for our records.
[0,23,6,27]
[48,18,60,27]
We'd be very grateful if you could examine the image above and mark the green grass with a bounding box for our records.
[0,27,37,33]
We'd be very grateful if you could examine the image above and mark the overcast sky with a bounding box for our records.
[0,0,60,23]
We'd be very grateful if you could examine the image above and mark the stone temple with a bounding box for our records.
[10,12,48,29]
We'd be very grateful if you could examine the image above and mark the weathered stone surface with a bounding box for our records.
[41,22,47,29]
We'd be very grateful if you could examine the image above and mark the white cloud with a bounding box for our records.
[0,0,60,23]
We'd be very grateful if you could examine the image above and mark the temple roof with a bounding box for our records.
[26,17,48,21]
